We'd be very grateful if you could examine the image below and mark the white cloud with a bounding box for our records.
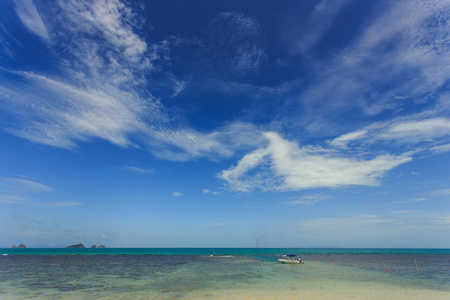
[122,166,153,175]
[329,130,368,148]
[430,143,450,154]
[395,198,427,204]
[284,194,328,206]
[0,177,53,192]
[2,70,152,149]
[432,189,450,196]
[0,24,16,59]
[390,210,422,214]
[171,79,187,97]
[435,215,450,225]
[172,192,183,197]
[37,201,82,207]
[203,189,218,195]
[0,194,27,204]
[2,68,252,161]
[219,132,412,192]
[381,118,450,142]
[329,117,450,154]
[3,0,167,152]
[61,0,147,62]
[14,0,49,41]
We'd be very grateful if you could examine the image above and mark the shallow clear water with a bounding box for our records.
[1,248,449,299]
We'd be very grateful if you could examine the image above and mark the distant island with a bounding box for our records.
[67,243,106,248]
[11,244,27,248]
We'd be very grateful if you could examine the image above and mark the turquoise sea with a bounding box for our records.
[1,248,449,299]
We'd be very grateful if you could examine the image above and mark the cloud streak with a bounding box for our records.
[329,117,450,153]
[14,0,49,41]
[0,177,80,207]
[284,194,328,206]
[1,177,53,192]
[121,166,153,175]
[288,0,351,54]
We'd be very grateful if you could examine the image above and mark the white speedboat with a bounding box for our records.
[278,254,304,264]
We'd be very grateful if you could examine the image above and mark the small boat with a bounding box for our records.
[278,254,304,264]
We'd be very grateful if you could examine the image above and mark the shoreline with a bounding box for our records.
[1,288,446,300]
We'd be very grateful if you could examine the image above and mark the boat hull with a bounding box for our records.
[278,259,302,264]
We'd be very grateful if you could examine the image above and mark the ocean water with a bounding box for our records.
[1,248,449,299]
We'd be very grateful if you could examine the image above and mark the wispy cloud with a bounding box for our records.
[202,189,218,195]
[0,177,80,207]
[219,132,411,192]
[390,210,422,214]
[36,201,82,207]
[430,143,450,155]
[432,189,450,196]
[297,0,450,135]
[328,130,368,148]
[287,0,351,54]
[172,192,183,197]
[0,23,16,58]
[0,194,27,205]
[121,166,153,175]
[380,118,450,144]
[328,117,450,155]
[208,11,267,77]
[435,215,450,225]
[3,0,163,151]
[395,198,427,204]
[1,177,53,193]
[14,0,49,41]
[284,194,328,206]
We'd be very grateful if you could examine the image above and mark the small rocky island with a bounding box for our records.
[67,243,106,248]
[11,244,27,248]
[67,243,85,248]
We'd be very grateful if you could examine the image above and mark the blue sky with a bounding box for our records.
[0,0,449,248]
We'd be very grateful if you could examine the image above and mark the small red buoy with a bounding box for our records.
[354,265,357,268]
[318,260,320,262]
[386,269,389,272]
[332,262,334,264]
